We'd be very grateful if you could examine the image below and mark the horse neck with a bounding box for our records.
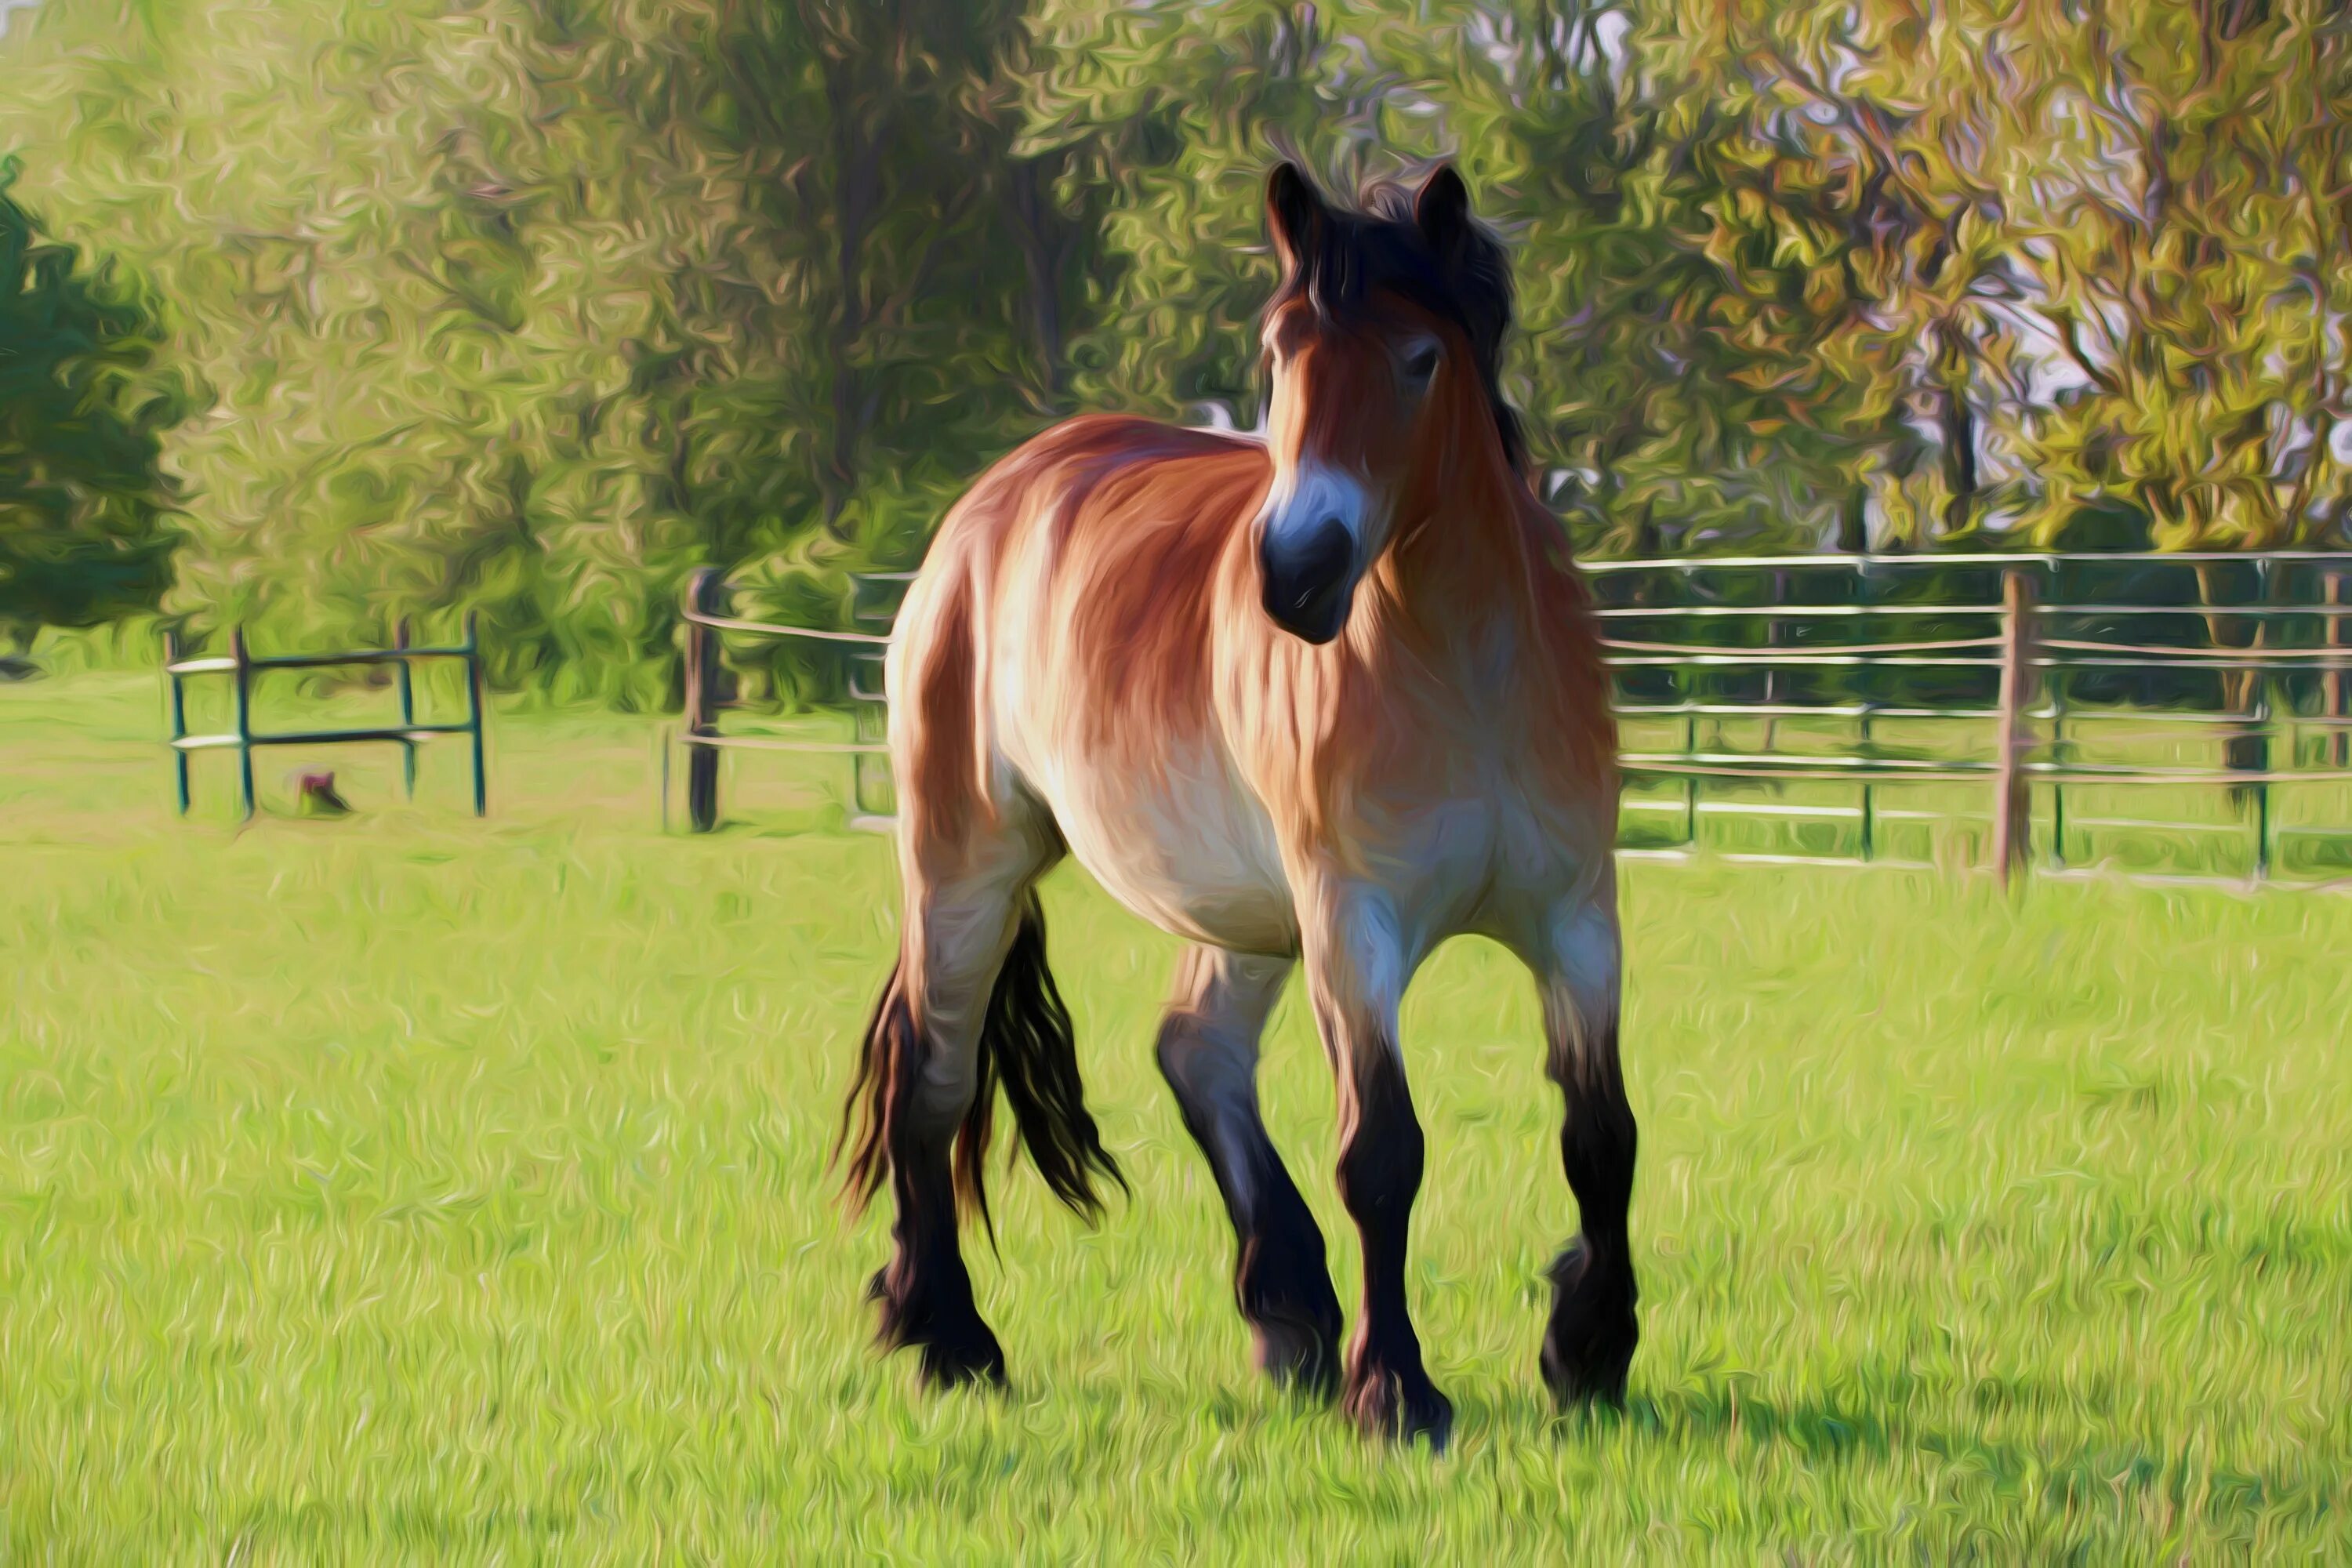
[1350,398,1613,793]
[1367,397,1550,655]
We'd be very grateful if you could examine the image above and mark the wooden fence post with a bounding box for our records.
[230,626,256,821]
[1994,567,2038,888]
[684,568,724,833]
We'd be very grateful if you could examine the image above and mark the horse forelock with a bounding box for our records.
[1266,178,1526,473]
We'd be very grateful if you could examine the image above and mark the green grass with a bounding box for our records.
[3,670,2350,1563]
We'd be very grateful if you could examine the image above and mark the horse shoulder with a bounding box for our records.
[1009,426,1269,748]
[1503,503,1617,804]
[904,412,1274,847]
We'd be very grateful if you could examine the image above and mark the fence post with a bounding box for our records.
[164,630,191,815]
[684,568,724,833]
[1682,679,1699,851]
[2253,602,2273,881]
[1677,560,1699,851]
[2328,572,2347,768]
[658,722,673,834]
[230,626,256,820]
[1856,556,1875,864]
[2048,664,2069,870]
[1994,567,2038,888]
[852,663,887,821]
[464,611,488,817]
[394,618,418,800]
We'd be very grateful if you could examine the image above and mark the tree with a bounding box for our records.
[2005,0,2352,550]
[1022,0,1422,426]
[0,154,183,656]
[1020,0,1896,555]
[0,0,1089,702]
[6,0,2347,702]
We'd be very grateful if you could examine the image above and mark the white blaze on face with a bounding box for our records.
[1260,458,1374,561]
[1256,457,1378,643]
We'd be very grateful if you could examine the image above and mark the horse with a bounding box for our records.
[837,160,1635,1449]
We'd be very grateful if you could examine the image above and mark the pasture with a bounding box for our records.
[3,671,2349,1562]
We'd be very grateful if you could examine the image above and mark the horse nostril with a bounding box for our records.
[1296,519,1352,576]
[1258,512,1356,642]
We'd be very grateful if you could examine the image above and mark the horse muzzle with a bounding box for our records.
[1257,513,1358,644]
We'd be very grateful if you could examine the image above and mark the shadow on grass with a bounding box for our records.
[1468,1373,2339,1537]
[1467,1378,1897,1463]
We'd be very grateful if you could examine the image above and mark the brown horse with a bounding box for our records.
[839,162,1633,1448]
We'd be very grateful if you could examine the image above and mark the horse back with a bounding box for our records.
[887,415,1271,866]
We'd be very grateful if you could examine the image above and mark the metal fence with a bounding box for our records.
[1597,551,2352,884]
[673,552,2352,887]
[675,568,900,833]
[164,617,488,819]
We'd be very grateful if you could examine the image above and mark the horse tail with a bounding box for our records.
[836,891,1125,1232]
[975,891,1127,1227]
[836,961,917,1219]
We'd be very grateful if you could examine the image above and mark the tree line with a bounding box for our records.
[2,0,2347,701]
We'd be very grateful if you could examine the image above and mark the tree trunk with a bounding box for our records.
[1837,485,1869,553]
[2197,560,2265,802]
[1933,330,1979,537]
[1006,154,1068,409]
[817,26,886,540]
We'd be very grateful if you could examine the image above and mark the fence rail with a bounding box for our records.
[673,552,2352,886]
[163,615,488,819]
[675,568,895,830]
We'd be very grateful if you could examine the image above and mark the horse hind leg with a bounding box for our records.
[839,807,1121,1390]
[845,948,1004,1389]
[1155,946,1342,1396]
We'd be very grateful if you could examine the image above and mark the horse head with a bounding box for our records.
[1253,159,1524,644]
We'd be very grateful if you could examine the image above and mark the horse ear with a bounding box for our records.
[1266,162,1327,278]
[1415,162,1473,269]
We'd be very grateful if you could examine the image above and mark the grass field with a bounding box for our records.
[4,670,2350,1563]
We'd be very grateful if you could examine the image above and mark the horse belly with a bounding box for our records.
[1021,740,1296,956]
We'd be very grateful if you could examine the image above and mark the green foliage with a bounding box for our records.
[0,155,183,652]
[2001,0,2352,550]
[0,0,1084,701]
[3,0,2350,694]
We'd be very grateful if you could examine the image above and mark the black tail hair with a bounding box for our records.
[837,891,1126,1235]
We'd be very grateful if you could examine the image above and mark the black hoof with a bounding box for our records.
[872,1266,1007,1392]
[1541,1237,1638,1407]
[915,1328,1007,1391]
[1238,1233,1344,1399]
[1252,1312,1341,1398]
[1343,1351,1454,1451]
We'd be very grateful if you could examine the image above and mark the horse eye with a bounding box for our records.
[1402,344,1440,385]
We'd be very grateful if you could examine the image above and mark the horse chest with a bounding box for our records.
[996,677,1599,956]
[1334,752,1592,911]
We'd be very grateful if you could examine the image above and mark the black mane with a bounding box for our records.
[1265,172,1527,472]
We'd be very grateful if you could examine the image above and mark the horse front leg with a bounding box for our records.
[1156,946,1342,1394]
[1517,891,1640,1407]
[1302,889,1453,1448]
